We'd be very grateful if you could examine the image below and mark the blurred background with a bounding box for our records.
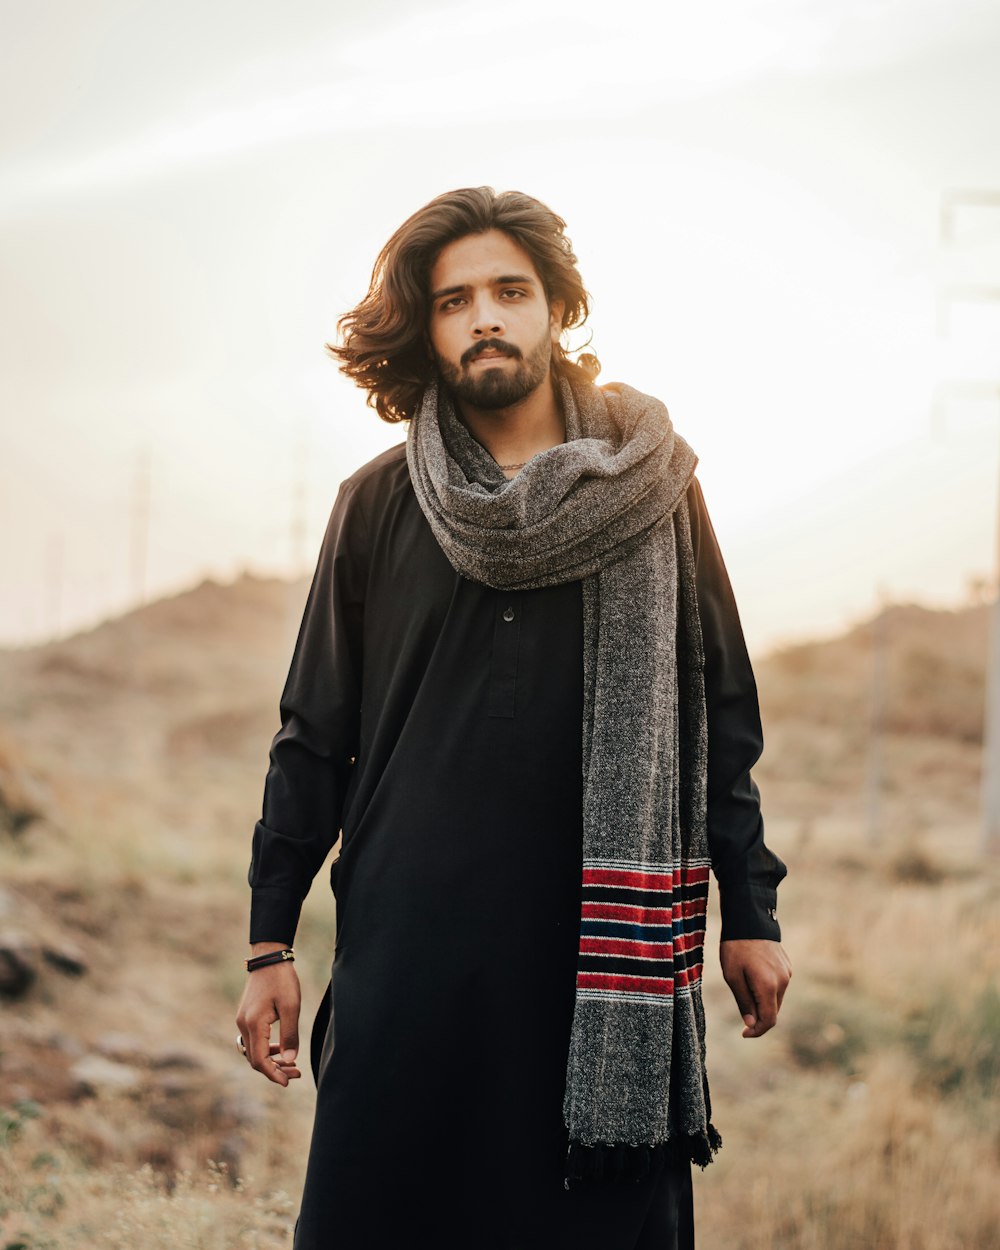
[1,2,998,1247]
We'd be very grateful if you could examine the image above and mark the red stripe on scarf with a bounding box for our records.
[579,937,674,958]
[577,972,675,994]
[582,903,675,922]
[673,963,704,988]
[673,929,705,954]
[674,899,708,919]
[583,865,710,889]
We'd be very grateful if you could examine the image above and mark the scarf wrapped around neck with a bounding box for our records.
[406,374,721,1188]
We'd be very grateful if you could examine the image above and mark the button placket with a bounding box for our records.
[488,594,521,718]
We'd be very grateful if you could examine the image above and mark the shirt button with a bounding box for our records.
[502,606,515,622]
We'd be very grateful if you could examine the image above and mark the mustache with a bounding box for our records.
[461,339,521,367]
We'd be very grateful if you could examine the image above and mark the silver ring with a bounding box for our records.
[236,1033,248,1056]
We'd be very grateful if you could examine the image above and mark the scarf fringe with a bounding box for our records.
[562,1125,722,1191]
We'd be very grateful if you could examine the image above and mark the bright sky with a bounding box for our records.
[2,0,999,652]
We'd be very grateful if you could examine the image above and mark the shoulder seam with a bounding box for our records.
[340,441,408,493]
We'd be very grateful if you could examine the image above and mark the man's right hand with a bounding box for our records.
[235,942,302,1086]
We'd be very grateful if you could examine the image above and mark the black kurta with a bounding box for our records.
[247,443,786,1250]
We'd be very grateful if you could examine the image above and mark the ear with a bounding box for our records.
[549,299,565,341]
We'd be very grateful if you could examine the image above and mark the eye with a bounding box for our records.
[500,288,526,300]
[439,295,465,310]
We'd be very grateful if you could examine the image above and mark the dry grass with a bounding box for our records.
[698,829,1000,1250]
[0,1126,297,1250]
[1,581,998,1248]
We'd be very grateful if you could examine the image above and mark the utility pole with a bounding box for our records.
[291,420,309,578]
[45,533,64,641]
[130,444,151,609]
[865,585,889,849]
[936,189,1000,857]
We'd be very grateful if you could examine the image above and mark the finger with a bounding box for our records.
[260,1045,293,1085]
[236,1016,253,1063]
[268,1042,302,1079]
[250,1011,288,1084]
[772,949,792,1010]
[279,1001,301,1066]
[745,969,779,1037]
[729,969,758,1035]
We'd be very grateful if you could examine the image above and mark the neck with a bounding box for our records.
[452,372,565,478]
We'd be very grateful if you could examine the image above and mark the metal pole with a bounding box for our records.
[866,585,889,849]
[937,188,1000,857]
[291,421,308,577]
[130,444,151,608]
[981,421,1000,857]
[45,533,64,641]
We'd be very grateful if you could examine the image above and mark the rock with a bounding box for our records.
[1,1040,91,1103]
[70,1054,142,1094]
[0,738,49,836]
[94,1032,146,1063]
[148,1046,206,1071]
[44,1029,86,1059]
[0,928,40,998]
[152,1071,203,1098]
[0,890,88,994]
[41,938,88,977]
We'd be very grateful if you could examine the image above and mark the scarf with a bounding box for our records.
[406,374,721,1188]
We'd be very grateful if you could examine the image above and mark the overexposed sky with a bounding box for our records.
[2,0,999,651]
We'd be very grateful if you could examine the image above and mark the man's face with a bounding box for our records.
[427,229,564,410]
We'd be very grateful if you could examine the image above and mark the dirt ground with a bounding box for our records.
[1,576,997,1248]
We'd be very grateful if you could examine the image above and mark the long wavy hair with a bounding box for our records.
[328,186,600,423]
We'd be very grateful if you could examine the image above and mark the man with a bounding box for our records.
[236,187,791,1250]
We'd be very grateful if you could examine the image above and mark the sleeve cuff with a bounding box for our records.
[249,887,304,947]
[718,882,782,942]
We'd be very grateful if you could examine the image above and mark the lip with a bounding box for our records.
[470,351,513,364]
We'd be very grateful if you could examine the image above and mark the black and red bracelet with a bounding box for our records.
[245,947,295,972]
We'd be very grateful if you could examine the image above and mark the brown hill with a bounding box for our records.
[1,574,987,791]
[758,601,988,742]
[0,572,312,832]
[0,576,996,1248]
[0,577,989,868]
[753,601,987,840]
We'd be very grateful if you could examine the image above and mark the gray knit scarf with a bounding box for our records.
[406,374,721,1188]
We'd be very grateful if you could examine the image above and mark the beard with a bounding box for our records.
[435,328,553,410]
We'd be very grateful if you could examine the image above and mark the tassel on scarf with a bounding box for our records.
[563,1127,722,1191]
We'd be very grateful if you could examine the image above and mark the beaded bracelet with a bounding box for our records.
[245,948,295,972]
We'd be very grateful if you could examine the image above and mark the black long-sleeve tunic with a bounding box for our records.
[247,443,786,1250]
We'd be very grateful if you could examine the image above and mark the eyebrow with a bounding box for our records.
[429,273,539,302]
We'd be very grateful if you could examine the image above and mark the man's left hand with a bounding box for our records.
[719,939,792,1038]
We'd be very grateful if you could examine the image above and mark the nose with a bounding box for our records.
[470,294,504,337]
